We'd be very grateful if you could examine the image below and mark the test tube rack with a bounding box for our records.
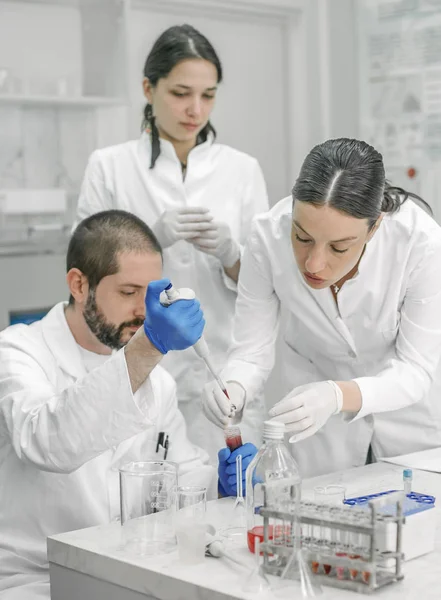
[259,485,405,594]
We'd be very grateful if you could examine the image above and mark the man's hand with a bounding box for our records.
[144,278,205,354]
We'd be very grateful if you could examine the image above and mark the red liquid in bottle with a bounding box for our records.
[226,434,243,451]
[247,524,292,554]
[247,525,265,554]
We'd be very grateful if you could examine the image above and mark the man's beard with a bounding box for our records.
[83,289,144,350]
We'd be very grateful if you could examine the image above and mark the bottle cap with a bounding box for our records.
[263,420,285,440]
[403,468,413,478]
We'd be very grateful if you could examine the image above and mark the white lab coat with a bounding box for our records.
[75,133,269,461]
[223,196,441,478]
[0,302,214,599]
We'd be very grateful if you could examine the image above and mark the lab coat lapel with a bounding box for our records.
[301,283,353,347]
[40,302,86,380]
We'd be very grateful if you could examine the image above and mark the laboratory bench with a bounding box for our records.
[48,462,441,600]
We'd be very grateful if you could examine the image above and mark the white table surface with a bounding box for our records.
[48,462,441,600]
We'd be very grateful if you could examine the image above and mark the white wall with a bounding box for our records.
[0,0,360,334]
[0,0,359,209]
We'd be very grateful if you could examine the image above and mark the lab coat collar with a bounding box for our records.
[140,130,214,165]
[40,302,87,380]
[355,225,380,277]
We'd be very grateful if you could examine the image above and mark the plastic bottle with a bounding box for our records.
[245,420,301,554]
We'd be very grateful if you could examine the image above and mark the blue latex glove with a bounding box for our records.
[144,278,205,354]
[218,443,257,497]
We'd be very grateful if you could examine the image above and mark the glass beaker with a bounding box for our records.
[176,486,207,565]
[119,461,177,556]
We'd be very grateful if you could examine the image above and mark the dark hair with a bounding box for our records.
[292,138,432,228]
[67,210,162,305]
[142,24,223,168]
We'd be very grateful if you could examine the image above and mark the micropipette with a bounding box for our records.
[161,283,230,399]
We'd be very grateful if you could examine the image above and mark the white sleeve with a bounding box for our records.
[222,221,280,401]
[0,338,158,474]
[353,242,441,419]
[221,158,269,292]
[74,150,114,228]
[157,369,215,490]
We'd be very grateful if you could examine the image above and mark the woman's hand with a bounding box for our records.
[269,381,344,442]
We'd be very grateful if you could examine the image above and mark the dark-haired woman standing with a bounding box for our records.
[203,137,441,477]
[76,25,268,461]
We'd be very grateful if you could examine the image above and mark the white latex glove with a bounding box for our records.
[202,380,246,428]
[153,207,215,249]
[188,222,240,268]
[268,381,343,443]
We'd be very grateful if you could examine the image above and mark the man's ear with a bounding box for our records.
[367,214,384,242]
[66,268,89,304]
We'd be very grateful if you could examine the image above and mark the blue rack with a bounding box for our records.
[344,490,435,517]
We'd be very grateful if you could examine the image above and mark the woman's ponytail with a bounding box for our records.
[382,182,406,213]
[142,103,160,169]
[382,181,433,216]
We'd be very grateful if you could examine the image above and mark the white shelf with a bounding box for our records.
[0,94,127,108]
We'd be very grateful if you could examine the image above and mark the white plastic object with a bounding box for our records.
[381,505,435,564]
[263,420,285,440]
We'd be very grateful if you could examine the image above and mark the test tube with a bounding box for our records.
[318,505,332,575]
[403,468,412,496]
[348,512,362,581]
[360,532,371,584]
[310,505,321,574]
[314,486,346,576]
[332,509,348,581]
[224,426,243,451]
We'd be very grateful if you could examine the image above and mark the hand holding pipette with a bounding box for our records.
[159,283,230,393]
[158,282,244,425]
[144,279,205,353]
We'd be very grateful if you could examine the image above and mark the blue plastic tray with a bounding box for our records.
[344,490,435,517]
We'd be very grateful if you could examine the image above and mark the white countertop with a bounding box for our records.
[48,462,441,599]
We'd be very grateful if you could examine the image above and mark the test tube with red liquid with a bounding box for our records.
[224,426,243,451]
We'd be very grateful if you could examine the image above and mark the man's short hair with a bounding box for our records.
[67,210,162,304]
